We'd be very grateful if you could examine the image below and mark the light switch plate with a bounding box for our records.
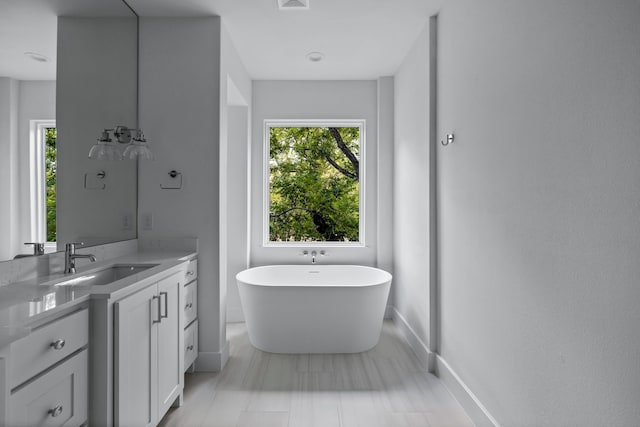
[142,213,153,230]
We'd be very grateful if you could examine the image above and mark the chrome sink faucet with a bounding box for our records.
[64,242,97,274]
[24,242,45,256]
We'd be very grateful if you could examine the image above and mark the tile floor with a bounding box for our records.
[158,321,473,427]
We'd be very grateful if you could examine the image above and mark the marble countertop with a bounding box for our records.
[0,250,197,348]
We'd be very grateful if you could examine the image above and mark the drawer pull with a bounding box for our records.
[185,302,193,309]
[50,339,66,350]
[48,405,64,417]
[187,345,194,351]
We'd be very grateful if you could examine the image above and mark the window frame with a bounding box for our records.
[29,119,57,249]
[262,119,366,248]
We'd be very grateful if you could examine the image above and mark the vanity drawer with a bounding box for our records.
[184,320,198,372]
[10,309,89,388]
[183,280,198,328]
[9,348,88,427]
[185,259,198,283]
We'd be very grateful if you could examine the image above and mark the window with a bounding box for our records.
[264,120,365,246]
[30,120,56,246]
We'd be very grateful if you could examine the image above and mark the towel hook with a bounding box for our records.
[160,170,183,189]
[441,133,455,146]
[84,170,106,190]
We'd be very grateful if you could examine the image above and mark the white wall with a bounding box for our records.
[56,18,137,248]
[436,1,640,425]
[250,80,379,266]
[392,22,435,367]
[0,78,19,260]
[0,80,56,259]
[377,77,394,280]
[138,17,225,371]
[220,24,252,323]
[17,80,56,247]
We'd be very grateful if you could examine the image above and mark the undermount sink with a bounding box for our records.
[56,264,158,287]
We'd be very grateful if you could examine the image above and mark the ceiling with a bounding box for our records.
[128,0,443,80]
[0,0,442,81]
[0,0,134,80]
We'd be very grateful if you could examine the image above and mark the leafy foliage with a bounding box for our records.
[45,128,56,242]
[269,126,360,242]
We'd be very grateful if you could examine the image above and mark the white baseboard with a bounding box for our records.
[390,307,435,371]
[435,355,500,427]
[194,340,230,372]
[390,306,499,427]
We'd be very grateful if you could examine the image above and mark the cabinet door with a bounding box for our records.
[157,274,183,416]
[114,285,158,427]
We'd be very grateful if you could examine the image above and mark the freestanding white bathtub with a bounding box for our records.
[236,265,392,354]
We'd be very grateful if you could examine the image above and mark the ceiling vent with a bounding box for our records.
[278,0,309,10]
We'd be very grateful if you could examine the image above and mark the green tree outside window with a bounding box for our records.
[269,126,360,242]
[45,127,56,242]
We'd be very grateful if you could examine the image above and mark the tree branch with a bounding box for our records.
[270,206,315,220]
[322,153,358,180]
[328,127,359,180]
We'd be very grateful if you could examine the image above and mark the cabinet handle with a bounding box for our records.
[187,345,194,351]
[48,405,63,417]
[160,291,168,319]
[152,295,161,324]
[50,339,66,350]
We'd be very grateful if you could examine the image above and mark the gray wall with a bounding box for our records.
[56,18,138,248]
[392,23,434,365]
[138,17,250,371]
[435,0,640,425]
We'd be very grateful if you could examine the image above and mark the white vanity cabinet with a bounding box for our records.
[5,308,89,427]
[183,259,198,372]
[114,271,183,427]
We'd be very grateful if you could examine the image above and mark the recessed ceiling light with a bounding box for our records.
[278,0,309,10]
[24,52,49,63]
[306,52,324,63]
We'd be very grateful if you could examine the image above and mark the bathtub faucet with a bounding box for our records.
[309,250,327,264]
[302,250,326,264]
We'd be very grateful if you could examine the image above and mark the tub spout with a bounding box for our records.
[311,251,317,264]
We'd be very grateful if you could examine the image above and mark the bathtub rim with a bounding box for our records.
[236,264,392,288]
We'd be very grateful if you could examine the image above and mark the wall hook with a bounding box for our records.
[441,133,455,146]
[160,170,183,189]
[84,170,106,190]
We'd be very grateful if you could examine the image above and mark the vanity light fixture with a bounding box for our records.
[278,0,309,10]
[88,125,153,160]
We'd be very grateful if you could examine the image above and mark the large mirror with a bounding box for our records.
[0,0,138,262]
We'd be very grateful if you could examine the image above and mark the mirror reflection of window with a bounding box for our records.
[44,127,56,244]
[30,120,56,251]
